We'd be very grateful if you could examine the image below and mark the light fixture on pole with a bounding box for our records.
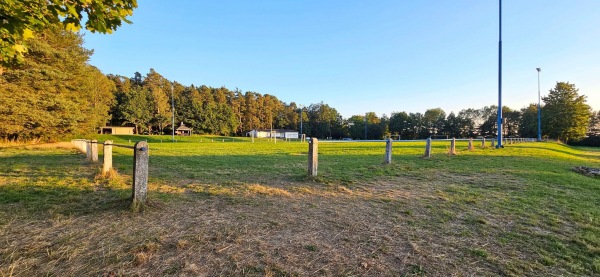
[496,0,504,148]
[536,68,542,141]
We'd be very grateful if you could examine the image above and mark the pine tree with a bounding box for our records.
[542,82,591,142]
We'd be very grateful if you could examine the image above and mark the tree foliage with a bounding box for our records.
[542,82,591,142]
[0,26,115,141]
[1,0,137,70]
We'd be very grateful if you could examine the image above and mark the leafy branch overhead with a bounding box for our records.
[0,0,137,68]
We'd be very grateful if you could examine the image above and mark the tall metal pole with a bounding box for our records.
[496,0,503,148]
[299,105,303,136]
[364,114,368,140]
[171,84,175,142]
[536,68,542,141]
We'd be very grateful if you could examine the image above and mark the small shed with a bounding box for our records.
[99,126,134,135]
[176,122,193,136]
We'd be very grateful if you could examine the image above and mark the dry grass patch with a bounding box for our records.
[245,184,292,197]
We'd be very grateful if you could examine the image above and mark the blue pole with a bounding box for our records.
[171,85,175,142]
[536,68,542,141]
[496,0,503,148]
[364,115,368,140]
[300,107,303,136]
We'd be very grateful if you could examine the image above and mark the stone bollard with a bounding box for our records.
[481,138,486,149]
[491,138,495,148]
[449,138,457,155]
[86,140,92,161]
[423,138,432,158]
[132,141,149,209]
[102,140,113,175]
[91,140,98,162]
[468,138,474,151]
[384,138,393,164]
[308,138,318,176]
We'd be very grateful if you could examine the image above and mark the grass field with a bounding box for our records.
[1,136,599,276]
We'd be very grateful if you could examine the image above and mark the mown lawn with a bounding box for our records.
[0,136,599,276]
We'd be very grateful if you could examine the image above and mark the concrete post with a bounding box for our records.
[449,138,456,155]
[468,138,474,151]
[102,140,113,175]
[132,141,149,208]
[86,140,92,161]
[423,138,432,158]
[491,138,495,148]
[384,138,393,164]
[308,138,318,176]
[91,140,98,162]
[481,138,486,149]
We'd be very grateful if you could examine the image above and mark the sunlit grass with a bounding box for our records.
[0,137,599,276]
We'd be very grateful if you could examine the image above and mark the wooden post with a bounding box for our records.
[308,138,318,176]
[481,138,486,149]
[423,138,432,158]
[468,138,474,151]
[102,140,113,175]
[132,141,149,208]
[449,138,456,155]
[91,140,98,162]
[384,138,393,164]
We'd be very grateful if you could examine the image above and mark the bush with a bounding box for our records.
[568,135,600,147]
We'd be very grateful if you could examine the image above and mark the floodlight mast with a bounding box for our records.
[496,0,503,148]
[536,68,542,141]
[171,84,175,142]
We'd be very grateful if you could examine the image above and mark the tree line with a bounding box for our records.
[1,25,598,143]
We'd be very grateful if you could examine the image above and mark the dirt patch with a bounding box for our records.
[572,166,600,177]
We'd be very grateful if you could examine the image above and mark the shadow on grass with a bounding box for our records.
[0,185,132,219]
[0,150,134,219]
[511,144,600,161]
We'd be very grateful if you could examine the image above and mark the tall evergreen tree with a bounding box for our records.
[0,25,115,141]
[519,104,539,138]
[542,82,591,142]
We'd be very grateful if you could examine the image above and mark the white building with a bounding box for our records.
[247,129,299,139]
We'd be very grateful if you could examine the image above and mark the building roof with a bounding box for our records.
[176,122,192,131]
[101,126,134,129]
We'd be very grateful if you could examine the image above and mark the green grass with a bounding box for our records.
[0,136,599,276]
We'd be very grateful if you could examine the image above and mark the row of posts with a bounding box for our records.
[307,137,536,176]
[71,139,149,208]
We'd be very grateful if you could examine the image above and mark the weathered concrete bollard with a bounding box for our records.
[449,138,457,155]
[91,140,98,162]
[423,138,432,158]
[481,138,486,149]
[71,139,86,153]
[86,140,92,161]
[308,138,318,176]
[102,140,113,175]
[491,138,495,148]
[132,141,149,209]
[384,138,393,164]
[468,138,474,151]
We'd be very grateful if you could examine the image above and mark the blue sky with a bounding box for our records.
[83,0,600,118]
